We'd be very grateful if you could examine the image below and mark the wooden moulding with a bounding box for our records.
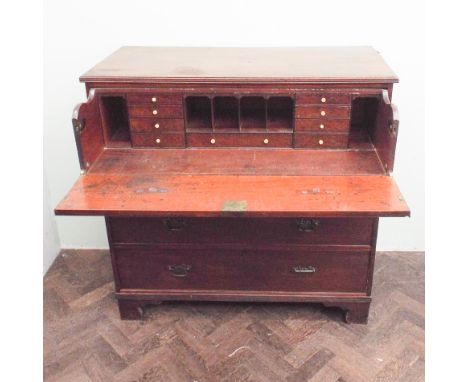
[116,291,372,324]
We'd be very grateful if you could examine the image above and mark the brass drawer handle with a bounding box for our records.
[293,266,316,273]
[168,264,192,277]
[296,218,320,232]
[163,218,187,231]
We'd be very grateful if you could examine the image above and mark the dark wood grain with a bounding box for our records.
[129,118,184,133]
[113,245,371,293]
[296,93,351,105]
[295,119,350,133]
[128,104,183,118]
[294,134,349,149]
[108,217,375,245]
[296,105,351,119]
[127,93,182,105]
[131,132,185,148]
[72,89,104,171]
[87,148,385,176]
[186,132,292,148]
[79,47,399,84]
[55,46,408,326]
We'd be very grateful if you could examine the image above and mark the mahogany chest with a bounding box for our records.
[56,47,409,323]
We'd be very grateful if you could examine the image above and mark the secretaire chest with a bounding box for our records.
[56,47,409,323]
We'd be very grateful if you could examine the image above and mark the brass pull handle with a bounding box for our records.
[296,218,320,232]
[168,264,192,277]
[293,266,316,273]
[163,218,187,231]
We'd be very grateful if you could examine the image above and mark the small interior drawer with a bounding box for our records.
[295,119,350,133]
[295,105,351,119]
[130,118,184,133]
[294,133,349,149]
[296,93,351,105]
[127,93,182,105]
[131,132,185,148]
[186,133,292,148]
[114,245,370,293]
[128,105,183,118]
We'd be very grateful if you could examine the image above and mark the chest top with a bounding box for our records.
[80,46,398,84]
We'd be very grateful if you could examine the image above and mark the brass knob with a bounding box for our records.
[318,139,324,145]
[154,123,160,129]
[152,97,157,102]
[210,138,216,144]
[153,109,158,115]
[321,97,326,103]
[264,138,269,144]
[320,124,325,129]
[156,138,161,144]
[320,111,326,116]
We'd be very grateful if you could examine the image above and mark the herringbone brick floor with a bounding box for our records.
[44,250,424,382]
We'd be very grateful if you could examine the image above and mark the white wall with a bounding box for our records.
[43,172,60,274]
[44,0,424,253]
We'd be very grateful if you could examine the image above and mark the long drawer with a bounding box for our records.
[186,133,292,148]
[114,245,370,293]
[108,217,374,245]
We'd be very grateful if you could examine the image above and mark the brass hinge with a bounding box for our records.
[72,118,85,135]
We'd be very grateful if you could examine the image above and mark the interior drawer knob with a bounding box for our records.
[152,97,157,102]
[155,138,161,144]
[320,110,326,116]
[153,109,158,115]
[154,123,160,129]
[318,139,324,145]
[168,264,192,277]
[263,138,269,144]
[210,138,216,144]
[321,97,327,103]
[163,218,187,231]
[320,124,325,129]
[296,218,320,232]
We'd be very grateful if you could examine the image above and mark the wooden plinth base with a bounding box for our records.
[117,294,371,324]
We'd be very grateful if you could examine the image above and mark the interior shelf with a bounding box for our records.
[100,96,131,147]
[267,97,294,131]
[240,96,266,130]
[186,96,212,131]
[214,96,239,130]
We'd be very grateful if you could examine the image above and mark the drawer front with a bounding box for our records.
[295,119,350,133]
[130,118,184,133]
[114,246,370,293]
[186,133,292,148]
[128,105,183,118]
[295,105,350,119]
[108,217,374,245]
[127,93,182,105]
[296,93,350,105]
[131,133,185,148]
[294,133,348,149]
